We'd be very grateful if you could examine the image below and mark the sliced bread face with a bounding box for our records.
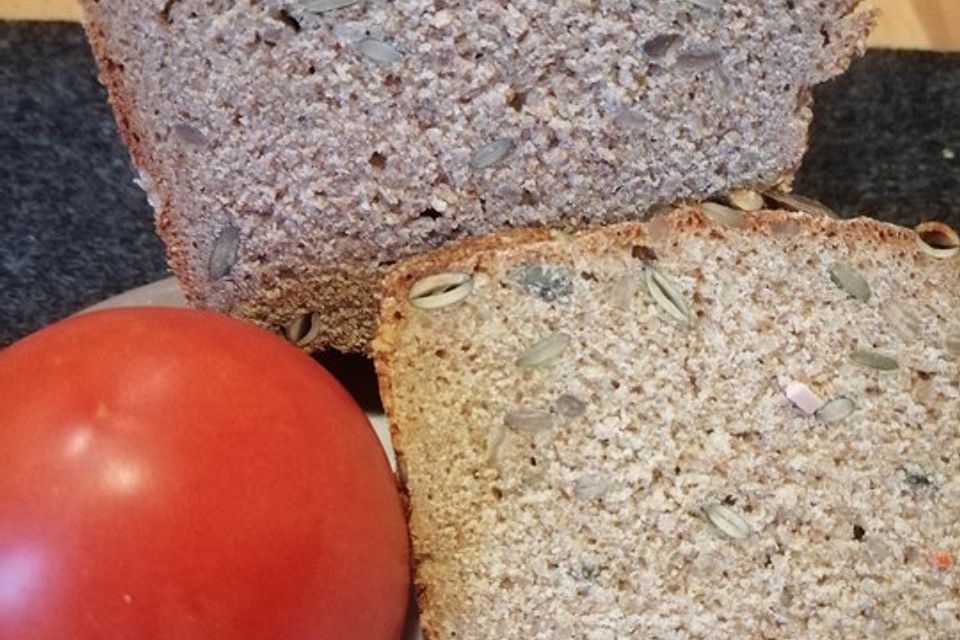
[80,0,873,351]
[375,209,960,639]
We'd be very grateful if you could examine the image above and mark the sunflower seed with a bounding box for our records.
[700,201,746,228]
[703,503,752,539]
[915,221,960,259]
[503,410,553,436]
[485,423,507,466]
[573,473,609,500]
[555,393,587,418]
[815,396,855,424]
[642,33,681,58]
[828,261,871,302]
[358,38,402,64]
[303,0,360,13]
[644,267,692,326]
[763,191,839,218]
[469,137,515,170]
[784,381,823,415]
[726,189,764,212]
[513,264,573,301]
[172,123,208,147]
[850,349,899,371]
[676,49,722,71]
[882,301,921,342]
[409,272,473,310]
[285,312,322,346]
[516,333,571,369]
[208,224,241,279]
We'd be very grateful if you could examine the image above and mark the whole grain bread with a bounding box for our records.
[374,207,960,639]
[79,0,873,351]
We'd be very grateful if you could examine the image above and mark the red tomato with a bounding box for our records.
[0,308,409,640]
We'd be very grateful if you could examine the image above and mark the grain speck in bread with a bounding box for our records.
[375,208,960,638]
[79,0,874,351]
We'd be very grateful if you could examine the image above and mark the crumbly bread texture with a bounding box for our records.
[79,0,873,351]
[375,208,960,639]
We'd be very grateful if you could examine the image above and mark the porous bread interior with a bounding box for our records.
[375,209,960,639]
[79,0,873,351]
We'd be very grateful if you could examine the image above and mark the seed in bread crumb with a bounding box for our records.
[573,473,608,500]
[469,137,515,170]
[784,381,823,415]
[763,191,839,219]
[409,272,473,310]
[725,189,764,212]
[284,311,322,346]
[882,301,921,342]
[914,221,960,259]
[208,223,241,279]
[700,202,747,228]
[642,33,681,58]
[504,410,553,436]
[555,394,587,418]
[644,266,693,326]
[815,396,855,424]
[172,122,208,147]
[703,503,752,539]
[828,261,871,302]
[358,38,402,65]
[850,349,899,371]
[513,265,573,301]
[516,333,571,369]
[686,0,721,9]
[303,0,360,13]
[945,331,960,355]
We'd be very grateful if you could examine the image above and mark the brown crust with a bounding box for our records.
[372,205,930,638]
[77,1,201,308]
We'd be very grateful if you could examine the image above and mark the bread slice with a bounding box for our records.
[374,207,960,639]
[79,0,874,352]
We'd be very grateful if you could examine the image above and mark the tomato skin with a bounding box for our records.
[0,308,409,640]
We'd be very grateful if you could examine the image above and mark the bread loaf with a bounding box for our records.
[374,207,960,638]
[80,1,873,351]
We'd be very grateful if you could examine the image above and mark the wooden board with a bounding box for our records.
[1,0,959,51]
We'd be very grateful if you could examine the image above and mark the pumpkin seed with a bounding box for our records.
[703,503,752,539]
[503,410,553,436]
[573,473,608,500]
[815,396,855,424]
[469,137,515,170]
[915,221,960,259]
[555,393,587,418]
[208,224,241,279]
[409,272,473,310]
[285,312,322,347]
[828,261,871,302]
[172,123,208,147]
[642,33,681,58]
[303,0,360,13]
[644,267,693,326]
[513,264,573,301]
[358,38,402,64]
[850,349,899,371]
[700,202,746,228]
[763,191,839,218]
[516,333,571,369]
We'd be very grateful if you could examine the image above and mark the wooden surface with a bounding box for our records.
[1,0,959,51]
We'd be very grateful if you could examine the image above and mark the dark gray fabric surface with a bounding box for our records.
[0,22,958,346]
